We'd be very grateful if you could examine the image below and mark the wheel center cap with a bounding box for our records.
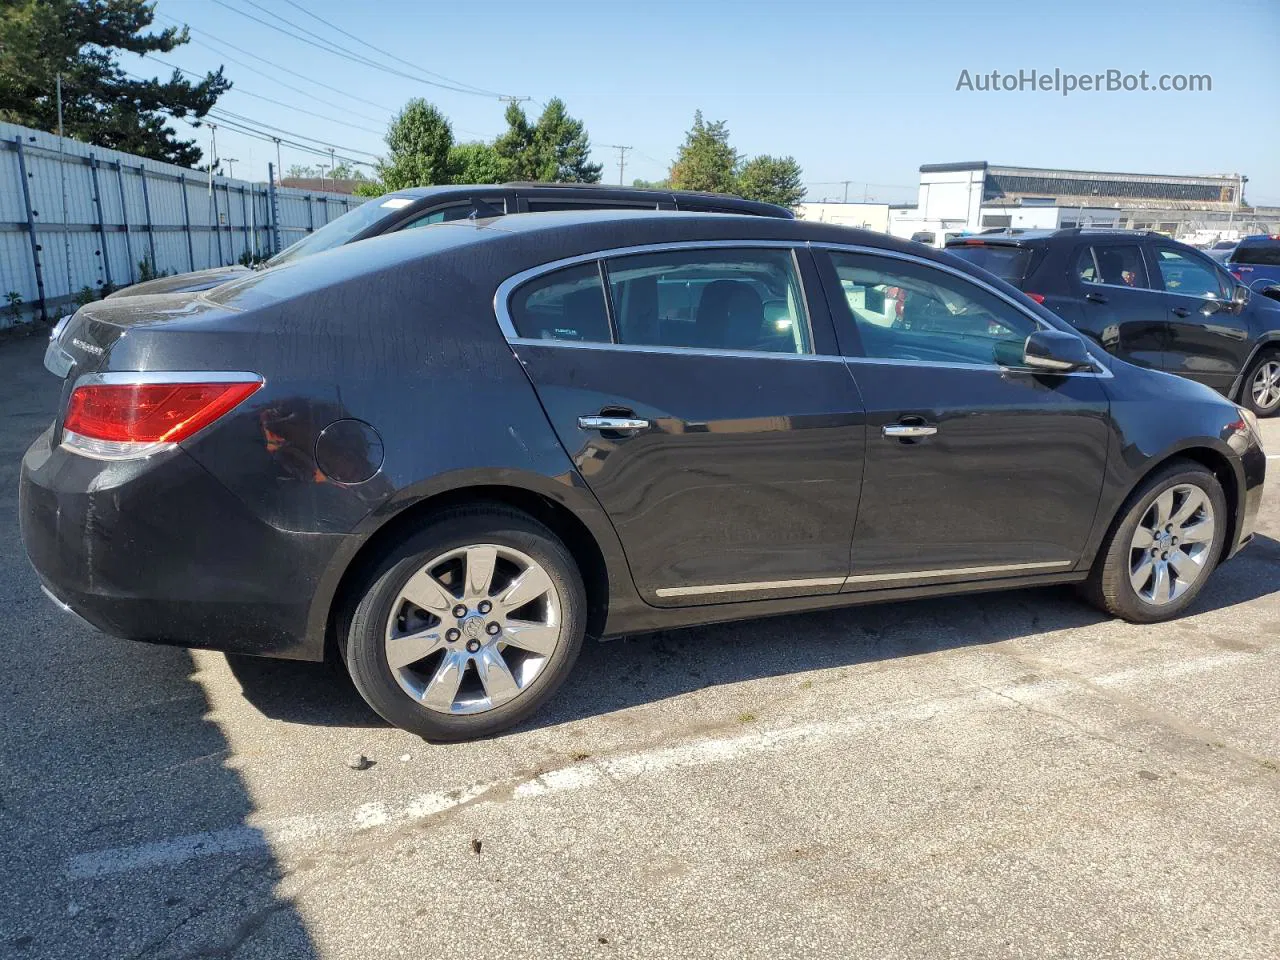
[461,616,486,642]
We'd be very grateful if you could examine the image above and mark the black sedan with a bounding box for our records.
[21,211,1266,740]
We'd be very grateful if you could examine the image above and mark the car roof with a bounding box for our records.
[380,182,793,218]
[1236,234,1280,246]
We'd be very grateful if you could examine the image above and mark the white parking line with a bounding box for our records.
[64,650,1255,880]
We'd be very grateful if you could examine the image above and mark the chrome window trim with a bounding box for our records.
[813,242,1113,378]
[653,559,1076,598]
[493,239,818,358]
[74,370,266,387]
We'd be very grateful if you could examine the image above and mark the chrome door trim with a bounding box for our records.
[493,239,817,348]
[653,559,1075,599]
[811,242,1113,377]
[506,337,849,363]
[655,576,847,598]
[578,415,650,431]
[844,559,1072,586]
[74,370,266,387]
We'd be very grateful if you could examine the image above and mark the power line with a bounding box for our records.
[277,0,502,98]
[186,113,373,169]
[143,54,387,137]
[604,145,632,185]
[210,0,517,99]
[207,107,379,158]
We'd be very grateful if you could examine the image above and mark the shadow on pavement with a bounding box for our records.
[0,337,318,959]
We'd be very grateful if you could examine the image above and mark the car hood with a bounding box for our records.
[106,265,252,299]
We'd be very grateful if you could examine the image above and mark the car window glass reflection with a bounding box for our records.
[509,263,612,342]
[829,252,1037,367]
[604,248,810,354]
[1155,247,1227,299]
[1076,244,1151,289]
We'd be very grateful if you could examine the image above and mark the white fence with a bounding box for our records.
[0,121,361,328]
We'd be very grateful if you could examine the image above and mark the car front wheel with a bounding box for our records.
[1242,352,1280,417]
[1084,461,1227,623]
[345,506,587,741]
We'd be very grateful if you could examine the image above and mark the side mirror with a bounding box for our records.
[1232,284,1250,311]
[1023,330,1093,372]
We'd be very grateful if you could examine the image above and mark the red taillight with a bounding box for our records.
[1230,270,1243,280]
[64,379,261,445]
[1025,292,1046,304]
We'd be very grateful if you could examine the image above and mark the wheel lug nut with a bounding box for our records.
[486,622,501,636]
[477,600,492,615]
[465,639,481,653]
[452,604,468,619]
[445,628,461,643]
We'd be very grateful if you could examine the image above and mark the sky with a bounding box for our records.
[133,0,1280,205]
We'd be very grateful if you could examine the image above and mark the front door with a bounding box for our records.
[502,245,866,605]
[816,248,1110,587]
[1149,242,1251,394]
[1070,240,1169,370]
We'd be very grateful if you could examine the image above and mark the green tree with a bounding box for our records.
[374,98,455,190]
[286,163,317,178]
[448,141,509,184]
[0,0,229,166]
[494,98,602,183]
[668,111,739,194]
[736,154,805,208]
[631,177,670,190]
[329,161,368,181]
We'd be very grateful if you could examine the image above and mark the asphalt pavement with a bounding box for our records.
[1,331,1277,959]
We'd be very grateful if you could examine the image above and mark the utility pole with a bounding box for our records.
[498,95,531,107]
[273,137,282,185]
[223,157,239,179]
[605,145,632,185]
[840,180,852,203]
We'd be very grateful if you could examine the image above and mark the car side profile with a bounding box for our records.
[1227,235,1280,293]
[104,182,794,299]
[946,229,1280,416]
[22,212,1265,740]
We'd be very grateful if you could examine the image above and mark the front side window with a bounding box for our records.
[509,263,611,343]
[826,251,1038,367]
[1153,246,1228,299]
[1074,244,1151,288]
[603,248,810,354]
[400,203,487,229]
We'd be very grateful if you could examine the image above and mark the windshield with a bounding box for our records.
[945,244,1037,285]
[265,195,416,267]
[1230,242,1280,267]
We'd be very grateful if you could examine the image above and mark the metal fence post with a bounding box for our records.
[267,163,280,254]
[239,185,249,261]
[179,173,195,271]
[211,180,224,265]
[88,153,113,289]
[307,194,315,233]
[13,137,48,322]
[138,164,157,273]
[114,161,136,284]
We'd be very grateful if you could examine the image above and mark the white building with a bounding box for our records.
[794,201,890,233]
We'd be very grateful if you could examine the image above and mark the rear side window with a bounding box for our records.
[1230,243,1280,267]
[945,243,1037,284]
[1074,244,1150,289]
[509,263,611,343]
[603,248,810,354]
[1153,247,1228,299]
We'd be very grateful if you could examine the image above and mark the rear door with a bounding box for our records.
[1069,239,1168,370]
[499,243,866,605]
[816,246,1110,586]
[1149,242,1249,393]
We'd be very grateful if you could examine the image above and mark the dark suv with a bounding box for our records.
[106,182,793,299]
[946,229,1280,416]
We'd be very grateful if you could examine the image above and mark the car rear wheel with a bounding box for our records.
[1242,352,1280,417]
[1084,461,1226,623]
[345,507,586,741]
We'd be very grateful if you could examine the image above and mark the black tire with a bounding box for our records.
[1240,349,1280,417]
[1083,460,1227,623]
[344,506,586,741]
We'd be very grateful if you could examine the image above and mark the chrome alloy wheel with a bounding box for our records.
[1251,360,1280,410]
[384,544,563,714]
[1128,484,1215,606]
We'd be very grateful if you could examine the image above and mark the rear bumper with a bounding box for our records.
[19,426,344,660]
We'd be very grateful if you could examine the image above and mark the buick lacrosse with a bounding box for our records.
[21,211,1266,740]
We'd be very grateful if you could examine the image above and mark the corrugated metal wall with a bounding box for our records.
[0,121,361,328]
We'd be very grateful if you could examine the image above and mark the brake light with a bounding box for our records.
[1230,270,1243,280]
[62,377,262,458]
[1025,292,1046,304]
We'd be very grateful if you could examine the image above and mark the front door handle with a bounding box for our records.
[1171,306,1191,318]
[1085,292,1108,304]
[883,423,938,439]
[578,415,650,432]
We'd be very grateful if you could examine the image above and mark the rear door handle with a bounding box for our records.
[1171,306,1191,317]
[883,424,938,438]
[1085,292,1108,304]
[578,415,650,432]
